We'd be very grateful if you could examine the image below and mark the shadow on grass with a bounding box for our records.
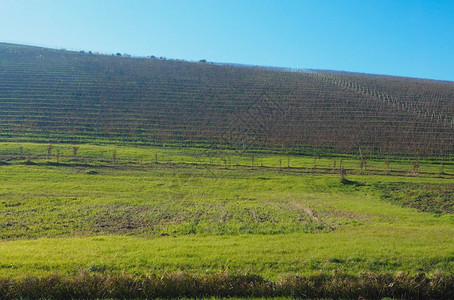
[20,161,99,168]
[340,178,365,186]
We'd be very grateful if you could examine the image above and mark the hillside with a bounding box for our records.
[0,42,453,156]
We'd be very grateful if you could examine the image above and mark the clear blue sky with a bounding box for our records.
[1,0,454,81]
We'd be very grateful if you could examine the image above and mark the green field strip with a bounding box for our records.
[1,143,453,175]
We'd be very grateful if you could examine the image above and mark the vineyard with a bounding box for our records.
[1,42,453,157]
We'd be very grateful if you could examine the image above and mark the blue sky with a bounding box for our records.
[1,0,454,81]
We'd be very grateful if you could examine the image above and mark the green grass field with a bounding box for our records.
[0,142,453,286]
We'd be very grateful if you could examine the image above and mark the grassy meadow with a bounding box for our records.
[0,142,453,278]
[0,142,453,297]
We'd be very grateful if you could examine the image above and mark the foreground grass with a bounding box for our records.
[1,272,453,299]
[0,142,453,294]
[0,229,453,279]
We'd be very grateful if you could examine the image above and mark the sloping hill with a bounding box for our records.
[0,42,453,156]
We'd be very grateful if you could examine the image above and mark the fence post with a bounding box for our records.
[47,145,53,160]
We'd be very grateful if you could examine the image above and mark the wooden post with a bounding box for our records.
[47,145,53,160]
[73,146,79,157]
[340,159,347,183]
[18,146,23,160]
[413,160,419,175]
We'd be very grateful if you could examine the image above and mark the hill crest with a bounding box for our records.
[0,42,453,157]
